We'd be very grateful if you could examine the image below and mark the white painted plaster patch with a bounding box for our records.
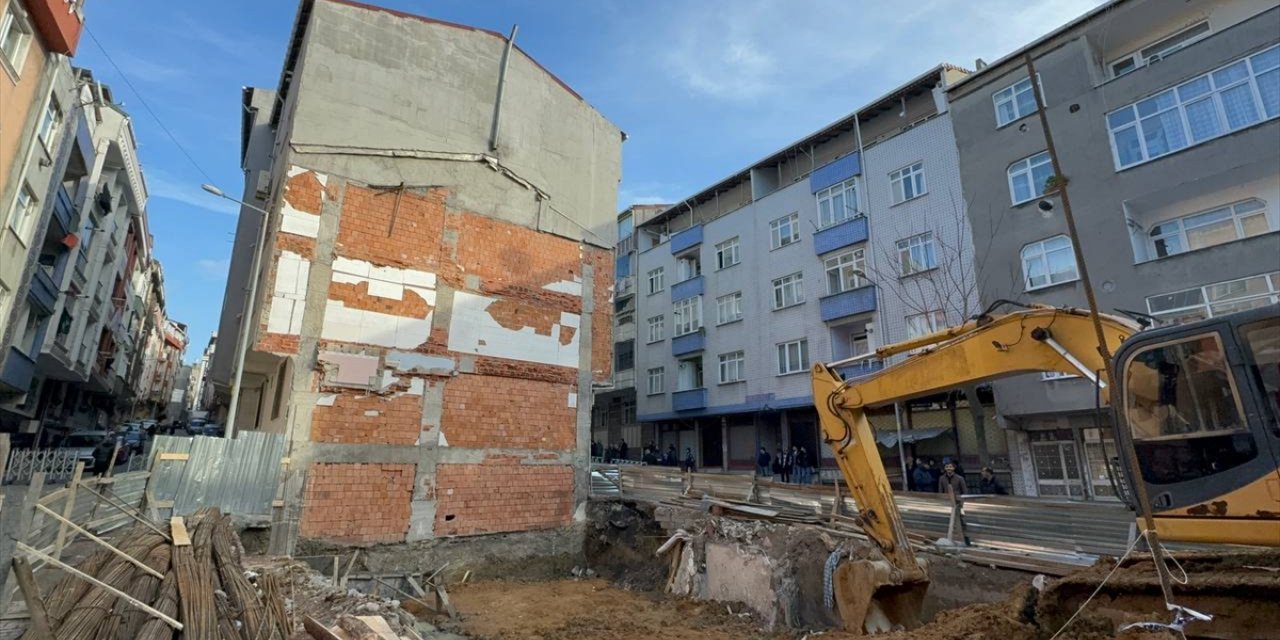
[316,394,337,407]
[321,300,433,349]
[364,410,379,417]
[446,291,580,368]
[438,431,449,447]
[567,393,577,408]
[542,278,583,297]
[409,378,426,396]
[267,251,309,335]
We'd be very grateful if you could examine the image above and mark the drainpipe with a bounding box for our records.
[488,25,519,153]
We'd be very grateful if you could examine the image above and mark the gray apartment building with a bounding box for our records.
[948,0,1280,498]
[633,65,1012,478]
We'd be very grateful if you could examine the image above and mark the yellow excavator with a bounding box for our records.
[813,302,1280,634]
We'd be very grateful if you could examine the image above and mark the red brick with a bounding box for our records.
[434,462,573,537]
[311,392,422,446]
[300,463,415,544]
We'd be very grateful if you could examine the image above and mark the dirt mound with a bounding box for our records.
[584,501,669,592]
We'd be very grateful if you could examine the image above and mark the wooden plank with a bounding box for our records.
[53,462,86,559]
[302,616,345,640]
[434,584,458,620]
[0,473,45,618]
[35,504,164,579]
[0,434,9,483]
[169,517,191,547]
[76,484,171,541]
[10,557,53,639]
[157,453,190,462]
[15,542,183,630]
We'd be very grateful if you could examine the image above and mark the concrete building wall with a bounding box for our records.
[0,0,51,220]
[223,0,620,551]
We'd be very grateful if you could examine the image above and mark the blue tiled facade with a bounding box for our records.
[819,285,877,322]
[835,358,885,381]
[29,269,59,315]
[670,275,703,302]
[672,388,708,412]
[809,153,861,193]
[671,331,704,356]
[813,216,868,255]
[670,224,703,254]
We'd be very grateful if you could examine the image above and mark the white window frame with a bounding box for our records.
[1146,271,1280,325]
[646,315,665,343]
[824,249,866,294]
[37,98,62,153]
[1109,21,1211,79]
[889,162,926,204]
[1041,371,1081,382]
[776,339,809,376]
[772,272,804,309]
[905,310,948,340]
[769,212,800,249]
[646,267,665,294]
[715,237,740,269]
[1021,235,1080,291]
[1007,151,1054,205]
[676,253,701,282]
[816,178,859,229]
[894,233,936,276]
[718,351,745,384]
[849,333,870,358]
[0,3,33,77]
[7,184,38,243]
[1107,44,1280,170]
[716,291,742,325]
[672,296,702,336]
[1148,198,1272,259]
[647,367,665,395]
[676,357,703,391]
[993,76,1039,127]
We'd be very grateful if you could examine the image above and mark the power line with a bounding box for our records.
[83,26,218,186]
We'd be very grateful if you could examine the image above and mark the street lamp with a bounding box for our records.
[201,183,271,440]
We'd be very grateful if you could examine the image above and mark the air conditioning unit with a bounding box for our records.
[254,170,271,199]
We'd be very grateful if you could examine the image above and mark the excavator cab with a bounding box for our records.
[1110,303,1280,546]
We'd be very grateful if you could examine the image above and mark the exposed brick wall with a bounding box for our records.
[312,392,423,445]
[299,463,414,544]
[434,462,573,536]
[256,332,300,355]
[454,212,583,305]
[586,245,613,382]
[276,233,317,260]
[284,169,325,215]
[337,185,446,270]
[471,356,577,384]
[327,280,433,318]
[441,374,574,450]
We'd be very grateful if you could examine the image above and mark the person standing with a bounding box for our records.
[797,446,810,484]
[756,447,771,477]
[912,459,933,492]
[619,439,629,461]
[683,447,696,473]
[772,448,784,479]
[788,446,800,483]
[938,461,972,546]
[979,467,1006,495]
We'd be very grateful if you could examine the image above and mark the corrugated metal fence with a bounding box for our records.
[148,431,285,518]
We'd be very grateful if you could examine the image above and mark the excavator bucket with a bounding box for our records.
[832,558,930,634]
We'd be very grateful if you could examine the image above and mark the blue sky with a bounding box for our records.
[75,0,1100,363]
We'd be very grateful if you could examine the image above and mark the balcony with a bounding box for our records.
[671,275,703,302]
[0,347,37,394]
[814,216,868,255]
[670,225,703,254]
[29,268,59,315]
[835,358,884,381]
[819,284,877,322]
[672,331,705,356]
[26,0,85,56]
[52,186,75,236]
[672,388,708,412]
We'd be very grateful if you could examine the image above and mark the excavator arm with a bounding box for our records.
[813,305,1138,633]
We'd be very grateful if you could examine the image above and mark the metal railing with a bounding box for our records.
[3,448,81,485]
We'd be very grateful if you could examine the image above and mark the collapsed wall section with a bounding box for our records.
[258,165,611,547]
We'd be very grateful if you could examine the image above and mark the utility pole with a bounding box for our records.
[1023,53,1176,606]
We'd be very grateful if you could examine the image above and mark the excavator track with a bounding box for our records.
[1036,550,1280,639]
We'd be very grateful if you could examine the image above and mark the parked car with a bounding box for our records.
[187,418,207,436]
[121,424,147,454]
[58,431,127,473]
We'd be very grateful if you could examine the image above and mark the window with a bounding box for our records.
[1007,151,1054,205]
[993,76,1038,126]
[770,212,800,249]
[676,253,701,281]
[1108,45,1280,169]
[889,162,926,204]
[1021,235,1079,290]
[716,292,742,325]
[647,367,665,395]
[1124,333,1255,485]
[905,310,947,340]
[776,339,809,375]
[8,185,38,241]
[824,249,866,294]
[718,351,745,383]
[0,3,32,74]
[849,334,869,358]
[672,296,702,336]
[895,233,936,276]
[1241,317,1280,425]
[646,267,664,294]
[1149,198,1272,259]
[618,214,634,240]
[1110,22,1211,78]
[646,315,665,343]
[37,99,62,152]
[615,340,634,372]
[1041,371,1080,382]
[1147,272,1280,325]
[676,357,704,391]
[772,273,804,309]
[817,178,858,228]
[715,237,740,269]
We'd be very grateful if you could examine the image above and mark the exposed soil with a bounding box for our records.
[448,578,784,640]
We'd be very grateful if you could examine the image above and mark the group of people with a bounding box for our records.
[908,456,1006,495]
[592,439,697,471]
[755,446,817,484]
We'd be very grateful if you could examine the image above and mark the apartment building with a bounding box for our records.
[633,66,1010,478]
[188,331,214,415]
[947,0,1280,498]
[212,0,620,554]
[591,203,668,454]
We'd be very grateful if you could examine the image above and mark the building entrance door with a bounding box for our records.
[1030,430,1086,498]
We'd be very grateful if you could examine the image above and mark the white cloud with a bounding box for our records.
[145,169,239,217]
[113,52,189,83]
[196,258,230,281]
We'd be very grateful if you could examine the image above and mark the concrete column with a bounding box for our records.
[780,411,791,450]
[720,416,729,472]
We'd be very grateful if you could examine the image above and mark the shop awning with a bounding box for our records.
[875,426,952,448]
